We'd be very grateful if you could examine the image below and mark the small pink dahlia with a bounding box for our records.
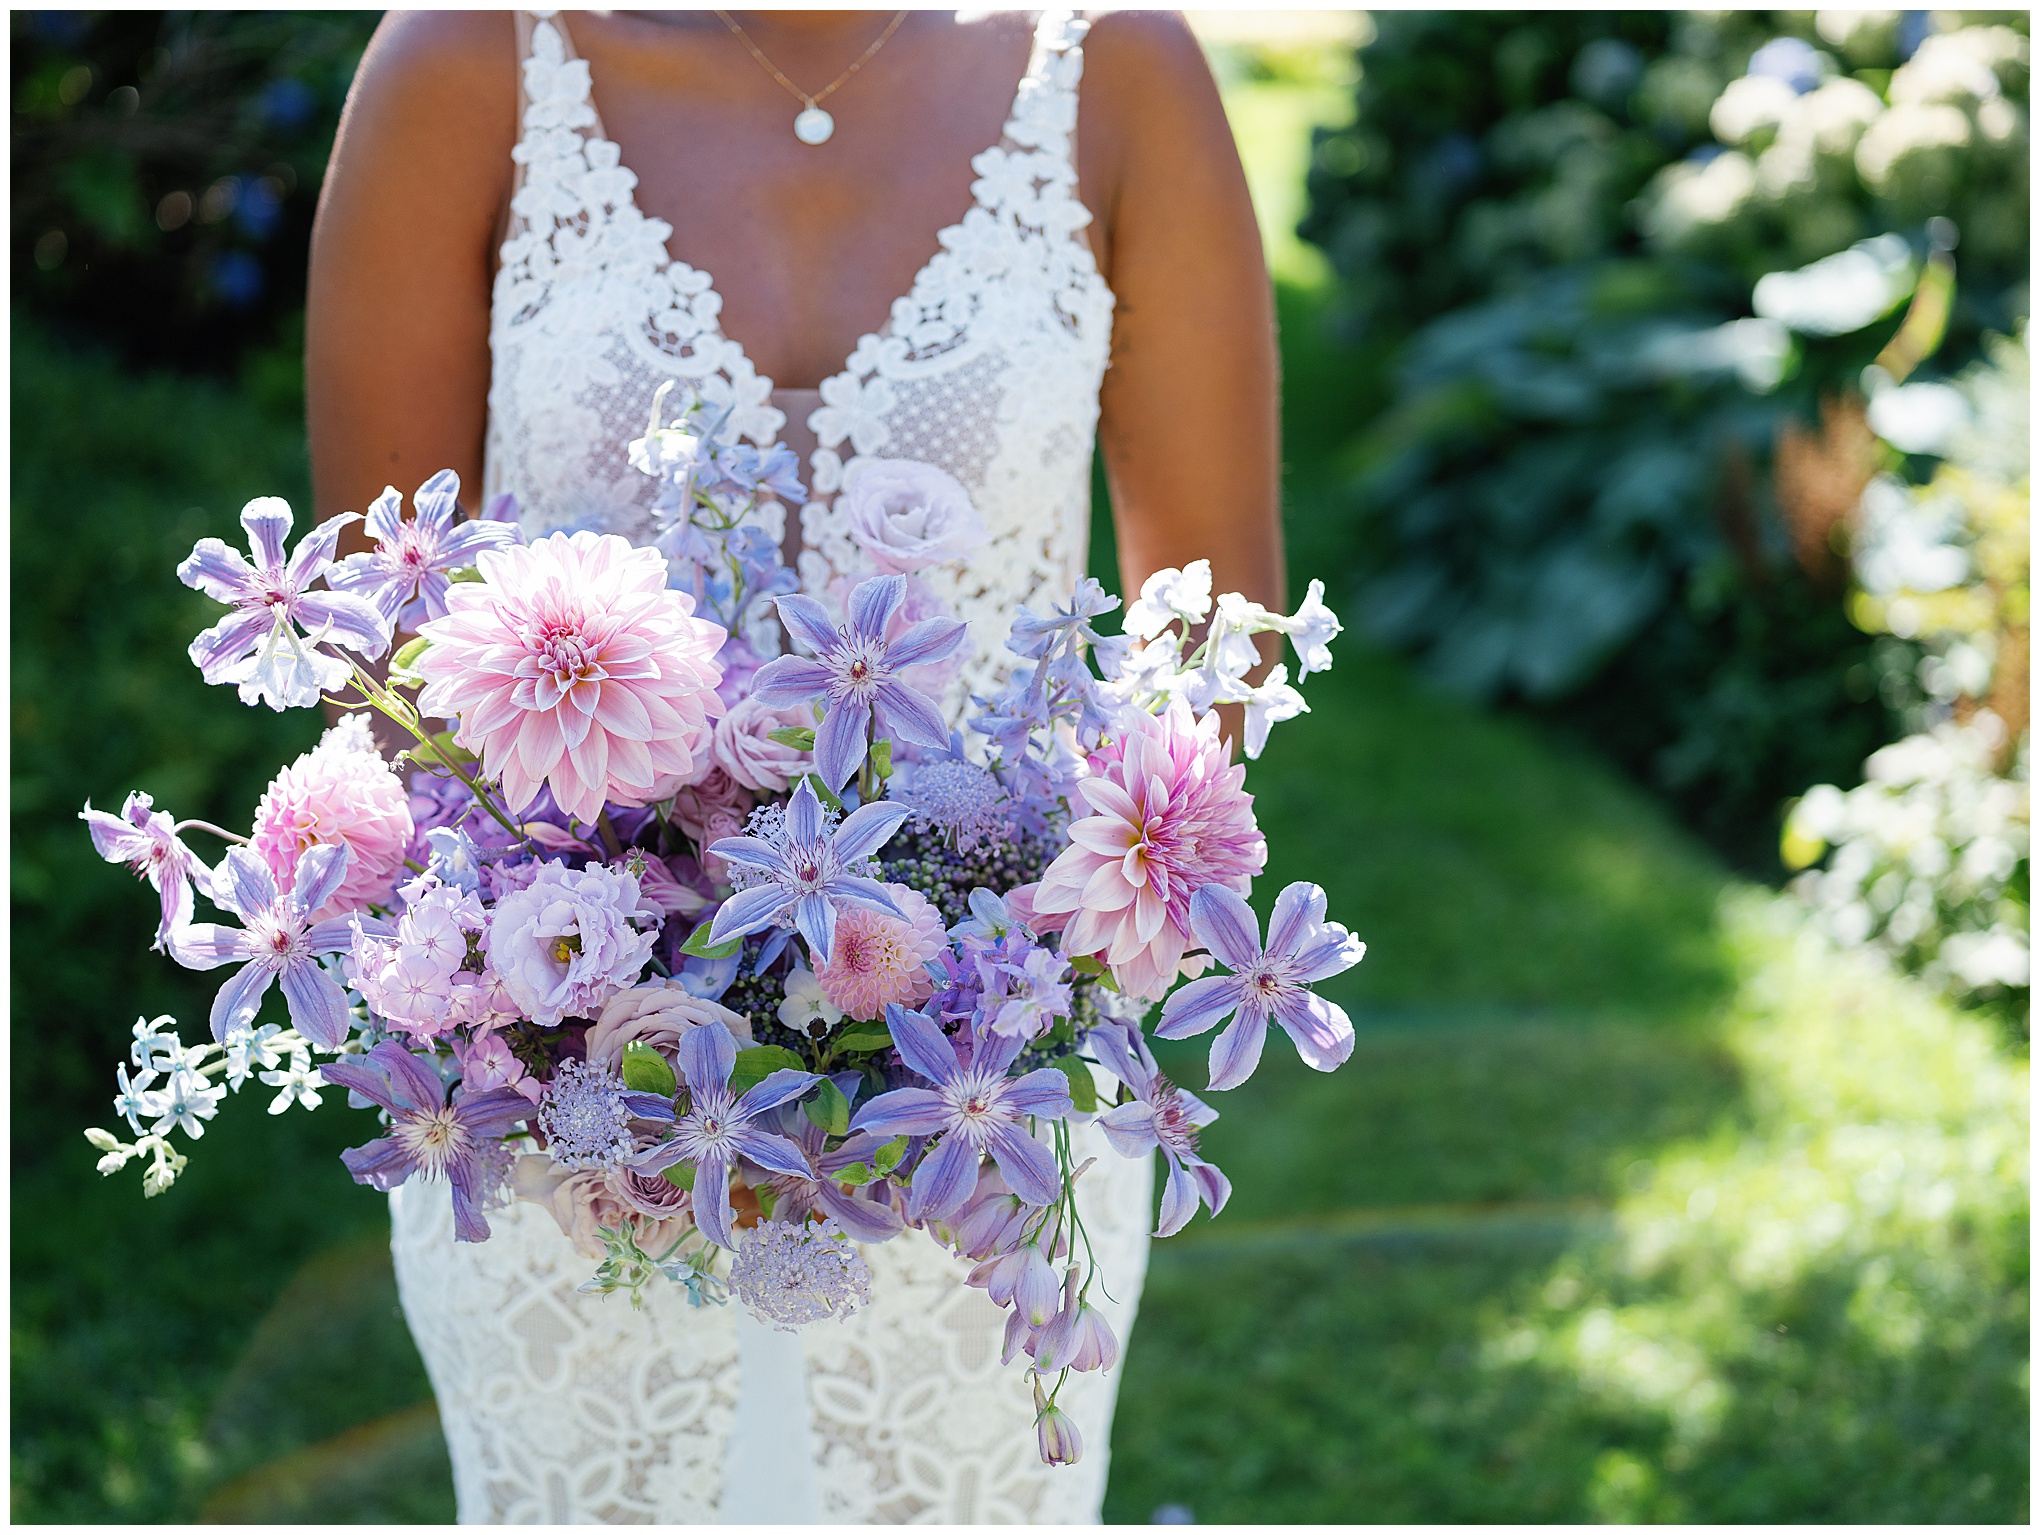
[1033,700,1267,1001]
[250,714,414,921]
[415,532,726,825]
[815,884,947,1020]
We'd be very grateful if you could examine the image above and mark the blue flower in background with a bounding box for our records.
[234,176,283,241]
[210,248,265,308]
[1746,36,1823,94]
[260,76,316,129]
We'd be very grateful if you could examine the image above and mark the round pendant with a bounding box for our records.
[793,106,835,146]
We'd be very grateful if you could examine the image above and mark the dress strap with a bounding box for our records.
[1005,9,1091,170]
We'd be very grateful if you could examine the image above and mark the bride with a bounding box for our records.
[306,8,1281,1522]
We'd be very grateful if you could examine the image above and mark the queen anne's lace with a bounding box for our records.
[400,9,1152,1524]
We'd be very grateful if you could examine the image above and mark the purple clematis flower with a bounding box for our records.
[178,498,390,710]
[1091,1026,1231,1237]
[80,790,213,950]
[629,1022,818,1249]
[705,777,912,964]
[323,1040,534,1242]
[327,469,523,630]
[1154,882,1365,1091]
[168,844,384,1046]
[849,1003,1075,1223]
[752,574,968,790]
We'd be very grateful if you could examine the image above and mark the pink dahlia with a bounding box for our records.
[1033,700,1267,1001]
[414,531,726,825]
[250,714,414,921]
[815,884,947,1020]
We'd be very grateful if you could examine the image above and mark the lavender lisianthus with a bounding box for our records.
[322,1040,533,1241]
[327,469,522,629]
[629,1022,817,1248]
[486,862,660,1027]
[848,1004,1074,1222]
[837,458,987,574]
[168,844,380,1046]
[178,498,390,710]
[705,777,912,965]
[80,790,213,949]
[751,575,967,791]
[1153,882,1366,1090]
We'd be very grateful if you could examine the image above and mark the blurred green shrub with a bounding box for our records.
[1301,12,2029,870]
[11,11,376,378]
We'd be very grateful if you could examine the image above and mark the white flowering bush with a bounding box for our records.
[1641,22,2029,280]
[1785,330,2029,1004]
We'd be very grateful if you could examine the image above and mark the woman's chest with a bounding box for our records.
[570,18,1042,390]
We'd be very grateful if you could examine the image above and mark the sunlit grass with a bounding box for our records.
[1108,894,2028,1523]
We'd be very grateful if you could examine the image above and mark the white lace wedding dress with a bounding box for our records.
[388,10,1155,1523]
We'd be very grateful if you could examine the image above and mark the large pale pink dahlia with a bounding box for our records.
[250,714,414,921]
[1033,700,1266,1001]
[415,532,726,825]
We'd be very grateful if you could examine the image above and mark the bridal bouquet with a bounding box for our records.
[84,387,1362,1465]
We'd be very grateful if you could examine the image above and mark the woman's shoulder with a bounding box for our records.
[344,11,518,148]
[1078,10,1209,87]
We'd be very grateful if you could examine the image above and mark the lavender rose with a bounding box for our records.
[486,862,658,1027]
[840,458,988,574]
[711,694,814,793]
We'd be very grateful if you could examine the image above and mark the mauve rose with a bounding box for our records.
[514,1155,689,1260]
[583,979,755,1069]
[668,767,752,847]
[711,694,814,793]
[840,458,988,574]
[616,1166,691,1222]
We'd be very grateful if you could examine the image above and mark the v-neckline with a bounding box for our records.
[574,15,1048,407]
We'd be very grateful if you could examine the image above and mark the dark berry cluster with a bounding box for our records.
[874,823,1057,927]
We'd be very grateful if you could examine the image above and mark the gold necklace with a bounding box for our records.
[714,10,910,146]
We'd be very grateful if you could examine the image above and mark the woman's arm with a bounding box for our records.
[306,11,515,534]
[1079,13,1285,619]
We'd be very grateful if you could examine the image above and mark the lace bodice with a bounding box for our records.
[482,7,1116,710]
[396,10,1152,1524]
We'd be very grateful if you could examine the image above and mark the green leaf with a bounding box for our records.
[767,726,817,750]
[832,1161,876,1187]
[1068,955,1106,977]
[833,1025,894,1053]
[619,1041,676,1097]
[662,1162,697,1192]
[736,1045,808,1077]
[448,567,486,583]
[869,738,893,780]
[1049,1054,1098,1113]
[755,1184,778,1221]
[796,772,844,811]
[387,635,431,687]
[873,1135,909,1176]
[804,1076,851,1136]
[680,923,744,959]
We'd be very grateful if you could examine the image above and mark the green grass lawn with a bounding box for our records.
[12,318,2025,1523]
